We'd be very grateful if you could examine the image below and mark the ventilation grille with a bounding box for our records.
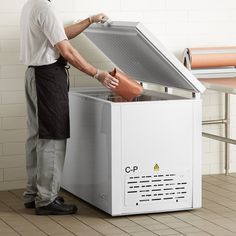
[125,172,191,206]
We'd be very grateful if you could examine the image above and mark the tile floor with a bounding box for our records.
[1,174,236,236]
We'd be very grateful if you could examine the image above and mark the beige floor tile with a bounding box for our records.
[166,234,184,236]
[94,225,125,235]
[49,234,76,236]
[228,218,236,225]
[130,231,157,236]
[2,174,236,236]
[184,232,213,236]
[197,225,235,236]
[104,233,130,236]
[122,225,147,233]
[128,215,151,221]
[192,208,222,220]
[210,217,236,229]
[143,223,169,230]
[163,221,190,228]
[0,219,16,233]
[0,233,20,236]
[18,231,47,236]
[74,216,126,235]
[153,228,181,235]
[49,215,103,235]
[131,218,160,226]
[175,226,201,234]
[20,216,71,235]
[0,215,46,235]
[150,215,180,224]
[105,218,137,227]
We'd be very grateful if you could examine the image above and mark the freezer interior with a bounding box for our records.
[78,89,187,102]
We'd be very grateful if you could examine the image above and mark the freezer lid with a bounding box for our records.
[83,21,205,93]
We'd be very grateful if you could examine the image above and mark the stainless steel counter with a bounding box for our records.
[199,77,236,175]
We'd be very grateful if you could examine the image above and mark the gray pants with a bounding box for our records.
[23,67,66,207]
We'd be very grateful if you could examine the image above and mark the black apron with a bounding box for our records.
[32,57,70,139]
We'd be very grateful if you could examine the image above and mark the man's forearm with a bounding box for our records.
[64,18,91,40]
[55,40,119,89]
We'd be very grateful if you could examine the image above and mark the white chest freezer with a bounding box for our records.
[62,21,205,216]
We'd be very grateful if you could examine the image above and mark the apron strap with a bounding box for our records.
[29,56,71,90]
[64,64,70,91]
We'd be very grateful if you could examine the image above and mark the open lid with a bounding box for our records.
[83,21,205,93]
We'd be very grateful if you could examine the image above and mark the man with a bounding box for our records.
[20,0,118,215]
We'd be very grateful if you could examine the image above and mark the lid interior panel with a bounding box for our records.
[83,22,205,93]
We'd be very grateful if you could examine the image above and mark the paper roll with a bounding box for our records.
[185,47,236,69]
[199,78,236,88]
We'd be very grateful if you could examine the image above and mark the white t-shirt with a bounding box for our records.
[20,0,68,66]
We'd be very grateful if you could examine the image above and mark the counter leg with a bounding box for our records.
[225,93,230,175]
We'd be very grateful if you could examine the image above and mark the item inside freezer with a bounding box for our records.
[109,68,143,101]
[79,90,185,102]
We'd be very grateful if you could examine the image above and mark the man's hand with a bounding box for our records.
[94,70,119,89]
[89,13,108,24]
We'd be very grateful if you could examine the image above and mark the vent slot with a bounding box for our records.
[125,172,191,206]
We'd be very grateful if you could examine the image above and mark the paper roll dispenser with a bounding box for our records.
[183,47,236,78]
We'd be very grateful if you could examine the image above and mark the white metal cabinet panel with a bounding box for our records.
[192,100,202,209]
[120,101,194,170]
[117,101,195,215]
[110,104,123,215]
[62,93,112,213]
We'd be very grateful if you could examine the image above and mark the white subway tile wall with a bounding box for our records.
[0,0,236,190]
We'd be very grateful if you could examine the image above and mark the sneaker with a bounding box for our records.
[35,198,77,215]
[24,196,65,209]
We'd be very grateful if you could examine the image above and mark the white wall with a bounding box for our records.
[1,0,236,190]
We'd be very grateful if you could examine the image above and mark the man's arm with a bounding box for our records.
[64,13,107,40]
[55,40,118,89]
[56,39,96,75]
[64,18,91,40]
